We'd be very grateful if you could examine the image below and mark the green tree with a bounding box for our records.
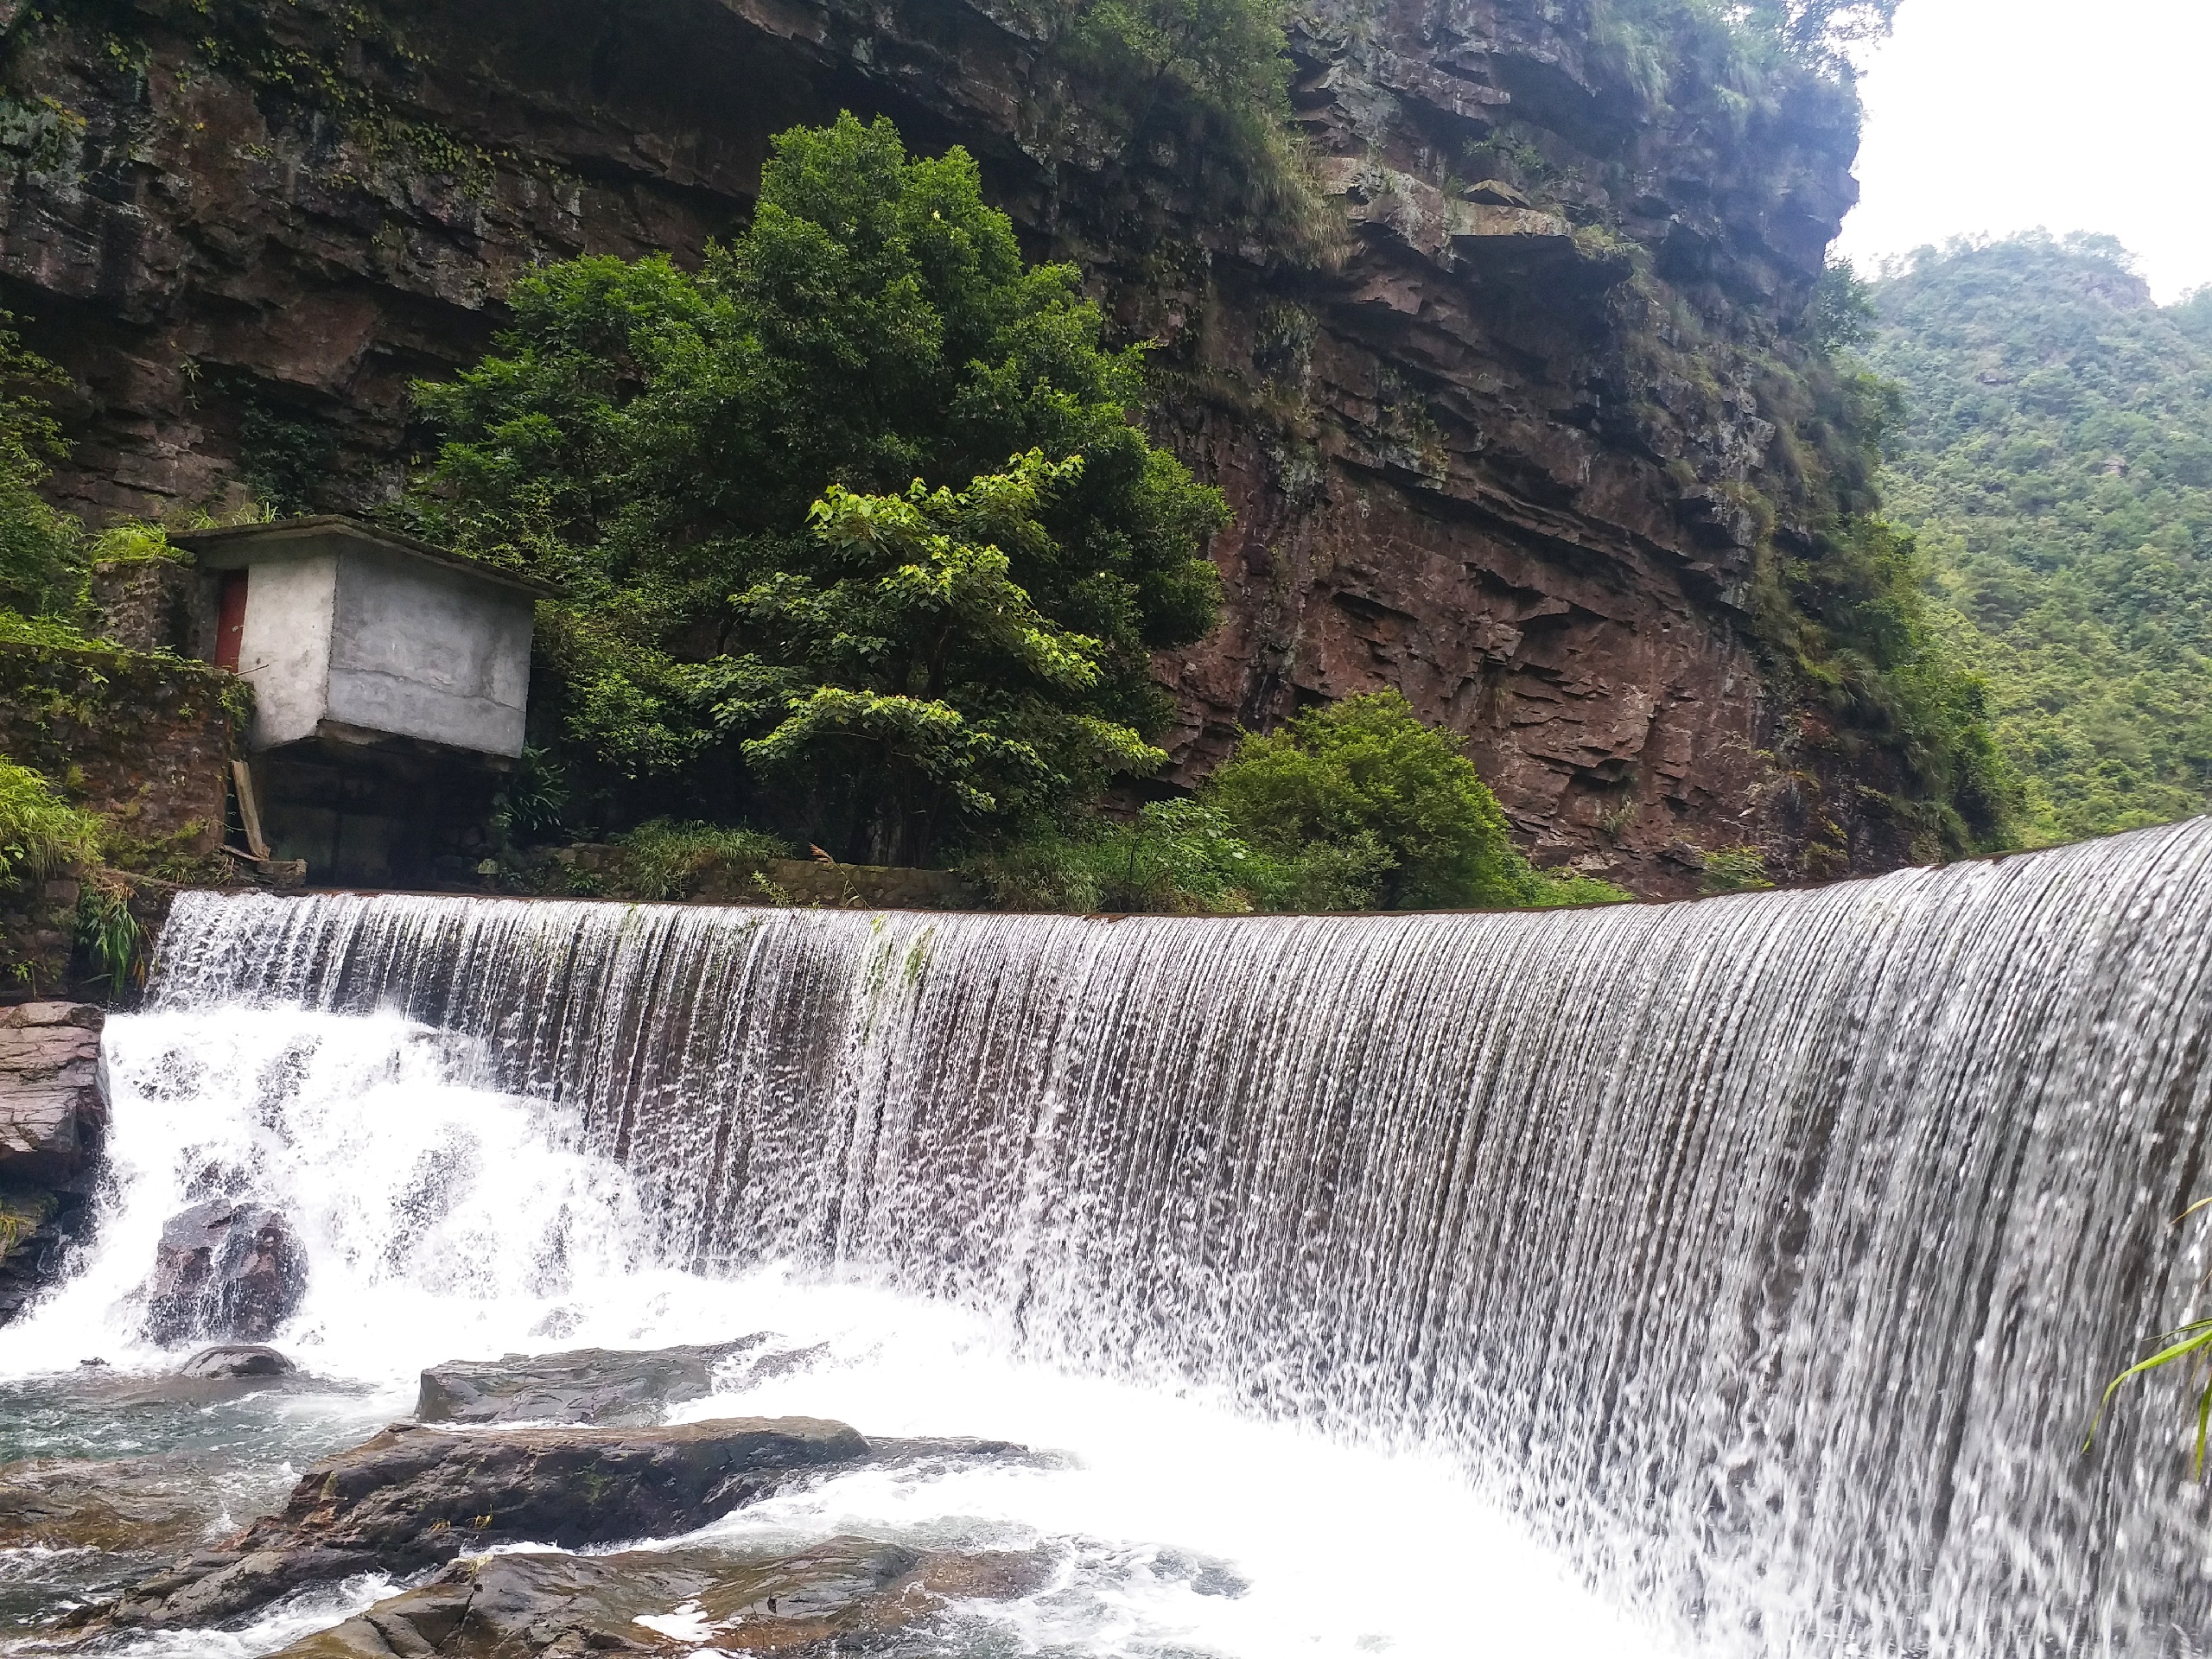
[415,112,1228,861]
[735,454,1179,858]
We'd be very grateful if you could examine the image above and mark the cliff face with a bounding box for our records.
[0,0,1887,894]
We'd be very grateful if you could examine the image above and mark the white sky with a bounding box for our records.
[1834,0,2212,302]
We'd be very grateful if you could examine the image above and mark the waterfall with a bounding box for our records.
[136,817,2212,1656]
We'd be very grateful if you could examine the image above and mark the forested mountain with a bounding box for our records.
[1866,234,2212,843]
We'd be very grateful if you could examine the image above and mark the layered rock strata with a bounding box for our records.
[0,0,1883,891]
[0,1001,106,1320]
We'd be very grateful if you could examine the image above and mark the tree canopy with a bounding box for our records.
[1865,232,2212,843]
[413,112,1228,863]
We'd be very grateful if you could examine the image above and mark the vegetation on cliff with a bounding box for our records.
[413,112,1228,866]
[0,311,90,622]
[1627,245,2019,867]
[1041,0,1333,259]
[0,756,99,888]
[1491,0,2012,866]
[1865,233,2212,845]
[1598,0,1900,83]
[974,692,1630,912]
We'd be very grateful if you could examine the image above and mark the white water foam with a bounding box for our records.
[3,1005,1672,1659]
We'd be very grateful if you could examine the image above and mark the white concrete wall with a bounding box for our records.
[234,553,338,748]
[324,545,533,756]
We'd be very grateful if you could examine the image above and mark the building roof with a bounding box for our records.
[172,515,562,599]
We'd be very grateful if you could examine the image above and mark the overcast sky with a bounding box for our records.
[1834,0,2212,302]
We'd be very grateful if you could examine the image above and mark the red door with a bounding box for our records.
[214,569,248,671]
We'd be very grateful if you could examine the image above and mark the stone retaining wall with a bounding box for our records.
[0,873,82,1001]
[0,641,243,874]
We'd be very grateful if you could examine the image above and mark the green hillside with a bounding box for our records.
[1866,233,2212,844]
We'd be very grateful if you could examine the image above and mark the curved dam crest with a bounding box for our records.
[141,818,2212,1653]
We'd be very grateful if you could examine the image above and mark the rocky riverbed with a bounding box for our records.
[6,1338,1057,1656]
[0,998,1665,1659]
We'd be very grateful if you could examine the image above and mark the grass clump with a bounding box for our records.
[0,755,99,887]
[73,873,145,989]
[2087,1198,2212,1474]
[611,819,791,901]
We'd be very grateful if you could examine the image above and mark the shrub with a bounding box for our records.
[974,693,1636,913]
[86,519,188,565]
[1203,690,1599,910]
[970,797,1391,913]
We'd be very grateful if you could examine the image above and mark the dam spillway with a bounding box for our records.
[26,817,2212,1655]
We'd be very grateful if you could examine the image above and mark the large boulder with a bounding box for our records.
[415,1337,768,1426]
[265,1536,1049,1656]
[107,1414,870,1630]
[143,1200,306,1344]
[0,1001,107,1185]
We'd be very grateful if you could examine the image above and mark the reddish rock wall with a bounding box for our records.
[0,0,1893,894]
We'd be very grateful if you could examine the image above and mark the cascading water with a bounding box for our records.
[10,817,2212,1656]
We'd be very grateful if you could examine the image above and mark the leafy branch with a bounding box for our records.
[2086,1197,2212,1472]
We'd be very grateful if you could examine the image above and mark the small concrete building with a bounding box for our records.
[168,517,551,887]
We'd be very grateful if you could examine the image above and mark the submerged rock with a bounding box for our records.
[0,1456,220,1555]
[265,1535,1050,1656]
[416,1336,766,1425]
[107,1414,869,1630]
[176,1343,297,1379]
[143,1199,306,1344]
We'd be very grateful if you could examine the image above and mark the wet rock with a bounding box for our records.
[176,1343,297,1379]
[863,1434,1046,1471]
[108,1414,869,1630]
[0,1183,61,1315]
[0,1457,219,1555]
[143,1199,306,1344]
[0,1002,107,1185]
[0,1002,107,1324]
[416,1336,767,1426]
[265,1535,1050,1656]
